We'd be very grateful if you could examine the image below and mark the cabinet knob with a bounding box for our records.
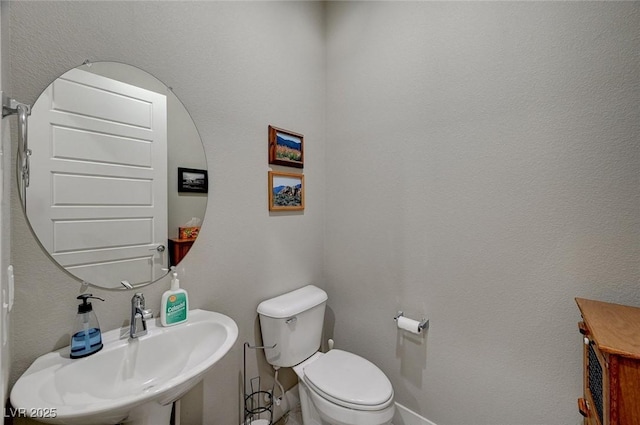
[578,321,589,335]
[578,398,589,417]
[584,337,590,345]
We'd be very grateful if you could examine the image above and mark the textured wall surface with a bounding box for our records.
[5,1,640,425]
[7,2,325,424]
[0,1,12,408]
[325,2,639,425]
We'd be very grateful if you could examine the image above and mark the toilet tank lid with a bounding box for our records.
[257,285,328,318]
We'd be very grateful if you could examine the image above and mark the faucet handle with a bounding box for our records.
[129,292,152,339]
[132,293,152,318]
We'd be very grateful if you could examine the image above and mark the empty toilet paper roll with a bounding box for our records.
[396,316,423,334]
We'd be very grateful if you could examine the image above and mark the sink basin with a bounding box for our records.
[10,309,238,425]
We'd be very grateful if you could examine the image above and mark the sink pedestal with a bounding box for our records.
[124,402,172,425]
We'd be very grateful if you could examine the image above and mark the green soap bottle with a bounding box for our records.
[160,267,188,326]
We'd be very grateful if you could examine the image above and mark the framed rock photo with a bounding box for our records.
[268,171,304,211]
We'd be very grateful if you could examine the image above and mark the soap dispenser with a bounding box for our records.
[160,267,189,326]
[70,294,104,359]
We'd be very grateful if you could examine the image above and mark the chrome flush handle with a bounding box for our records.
[285,316,297,325]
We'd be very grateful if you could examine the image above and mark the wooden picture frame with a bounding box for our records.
[268,125,304,168]
[178,167,208,193]
[269,171,304,211]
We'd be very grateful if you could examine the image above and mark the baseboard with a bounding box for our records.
[393,402,438,425]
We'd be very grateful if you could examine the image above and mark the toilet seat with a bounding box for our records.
[303,349,394,411]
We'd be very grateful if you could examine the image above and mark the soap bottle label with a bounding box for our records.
[70,327,103,358]
[165,293,187,324]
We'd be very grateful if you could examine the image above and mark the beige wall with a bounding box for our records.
[325,2,640,425]
[7,2,325,424]
[6,1,640,425]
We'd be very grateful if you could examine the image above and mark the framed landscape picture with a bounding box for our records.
[178,167,208,193]
[268,125,304,168]
[269,171,304,211]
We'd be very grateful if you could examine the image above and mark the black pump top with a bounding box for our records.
[77,294,104,314]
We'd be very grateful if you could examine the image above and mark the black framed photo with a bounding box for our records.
[178,167,208,193]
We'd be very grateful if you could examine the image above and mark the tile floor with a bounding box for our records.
[273,402,302,425]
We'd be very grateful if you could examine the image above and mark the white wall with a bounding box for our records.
[325,2,639,425]
[7,2,325,424]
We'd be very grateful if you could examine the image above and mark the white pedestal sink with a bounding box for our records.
[10,309,238,425]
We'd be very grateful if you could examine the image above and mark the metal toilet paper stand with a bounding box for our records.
[243,342,276,425]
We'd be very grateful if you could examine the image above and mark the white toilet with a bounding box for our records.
[257,285,395,425]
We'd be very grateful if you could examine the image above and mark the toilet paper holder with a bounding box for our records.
[394,311,429,332]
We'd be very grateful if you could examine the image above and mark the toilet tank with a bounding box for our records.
[257,285,328,368]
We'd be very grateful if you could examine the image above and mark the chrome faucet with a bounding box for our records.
[130,293,153,338]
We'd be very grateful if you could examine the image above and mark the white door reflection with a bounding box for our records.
[28,68,168,288]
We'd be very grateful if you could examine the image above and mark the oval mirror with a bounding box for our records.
[20,62,207,289]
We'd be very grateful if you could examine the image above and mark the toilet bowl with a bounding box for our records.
[257,285,395,425]
[293,351,395,425]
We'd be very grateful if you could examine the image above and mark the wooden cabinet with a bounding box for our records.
[168,237,196,266]
[576,298,640,425]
